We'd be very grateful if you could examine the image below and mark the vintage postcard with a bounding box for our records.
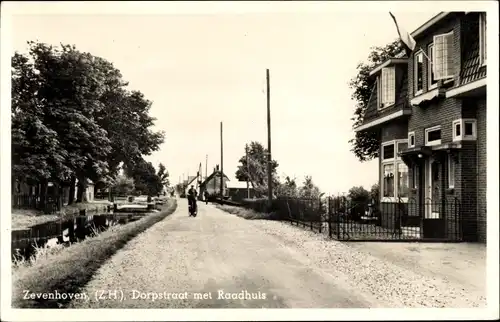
[1,1,498,321]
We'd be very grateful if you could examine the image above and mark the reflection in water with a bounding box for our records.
[12,212,148,261]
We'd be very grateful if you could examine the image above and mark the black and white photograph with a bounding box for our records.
[1,1,498,321]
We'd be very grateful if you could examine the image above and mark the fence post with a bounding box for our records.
[328,197,332,238]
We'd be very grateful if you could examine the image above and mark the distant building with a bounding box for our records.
[199,165,230,200]
[227,180,256,202]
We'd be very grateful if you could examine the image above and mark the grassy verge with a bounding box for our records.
[11,199,120,230]
[12,199,177,309]
[215,204,274,220]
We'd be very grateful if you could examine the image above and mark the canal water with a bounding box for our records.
[11,211,155,262]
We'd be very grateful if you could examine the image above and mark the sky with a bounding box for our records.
[7,3,439,195]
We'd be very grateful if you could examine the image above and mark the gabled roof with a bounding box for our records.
[411,12,453,38]
[200,170,230,187]
[369,58,408,77]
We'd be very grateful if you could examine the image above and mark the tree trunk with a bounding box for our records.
[68,175,76,205]
[39,180,48,211]
[57,182,63,211]
[76,176,88,203]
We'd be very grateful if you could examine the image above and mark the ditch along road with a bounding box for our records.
[69,200,485,309]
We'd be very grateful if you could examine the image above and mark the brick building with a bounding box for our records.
[355,12,487,242]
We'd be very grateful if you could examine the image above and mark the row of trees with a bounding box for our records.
[235,141,322,200]
[234,141,380,204]
[111,161,170,197]
[12,41,166,205]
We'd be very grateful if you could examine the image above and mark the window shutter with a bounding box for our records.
[381,67,395,106]
[433,32,454,80]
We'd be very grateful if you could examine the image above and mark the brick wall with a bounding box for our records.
[381,120,408,142]
[476,98,487,242]
[408,98,462,147]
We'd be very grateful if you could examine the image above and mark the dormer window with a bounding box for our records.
[479,13,487,66]
[378,67,396,109]
[433,31,455,81]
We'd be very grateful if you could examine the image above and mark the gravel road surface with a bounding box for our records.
[69,201,486,308]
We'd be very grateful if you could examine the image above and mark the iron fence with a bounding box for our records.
[218,195,464,242]
[12,194,62,214]
[327,196,462,242]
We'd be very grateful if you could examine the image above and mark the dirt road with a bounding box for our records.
[69,200,486,309]
[69,201,377,308]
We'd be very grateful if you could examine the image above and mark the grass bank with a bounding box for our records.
[215,204,274,220]
[11,199,121,230]
[12,199,177,309]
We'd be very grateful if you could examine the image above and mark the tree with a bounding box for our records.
[157,163,170,189]
[124,157,163,196]
[112,175,135,196]
[26,42,113,203]
[275,175,298,197]
[299,176,321,199]
[347,186,370,204]
[11,52,71,188]
[235,141,279,196]
[348,40,403,162]
[11,41,165,206]
[369,183,380,203]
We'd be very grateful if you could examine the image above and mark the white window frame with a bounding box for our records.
[427,43,438,90]
[479,13,487,66]
[380,139,409,203]
[407,131,415,148]
[433,31,455,81]
[412,164,418,189]
[448,155,455,189]
[414,50,424,96]
[452,118,477,141]
[425,125,442,146]
[378,67,396,109]
[381,140,396,162]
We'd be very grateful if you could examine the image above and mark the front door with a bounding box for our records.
[423,156,445,238]
[425,157,441,218]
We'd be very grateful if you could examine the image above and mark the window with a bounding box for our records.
[412,165,418,189]
[452,119,477,141]
[433,31,454,80]
[425,126,442,146]
[479,13,487,65]
[381,139,409,202]
[383,164,395,198]
[428,43,438,89]
[408,131,415,148]
[397,142,408,155]
[398,163,409,198]
[448,155,455,188]
[382,143,395,160]
[414,51,424,95]
[379,67,396,108]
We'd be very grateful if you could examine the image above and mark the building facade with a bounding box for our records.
[356,12,487,242]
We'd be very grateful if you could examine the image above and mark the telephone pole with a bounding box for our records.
[245,144,250,198]
[220,122,224,198]
[266,68,272,206]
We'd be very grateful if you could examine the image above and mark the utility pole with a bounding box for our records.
[246,144,250,199]
[205,154,208,181]
[266,68,272,206]
[220,122,224,198]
